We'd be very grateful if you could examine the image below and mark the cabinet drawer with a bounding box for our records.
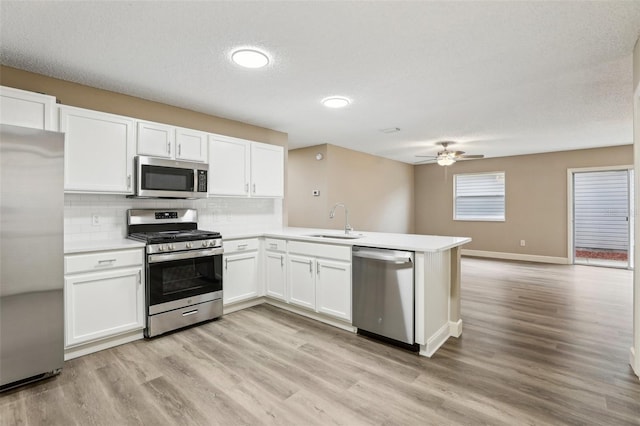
[264,238,286,252]
[223,238,259,253]
[287,241,351,261]
[65,249,143,275]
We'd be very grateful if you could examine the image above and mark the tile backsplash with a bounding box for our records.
[64,194,283,243]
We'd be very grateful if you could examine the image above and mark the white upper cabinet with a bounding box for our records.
[208,136,251,196]
[175,127,208,162]
[0,86,57,130]
[251,142,284,197]
[136,121,174,158]
[136,120,208,162]
[60,106,135,194]
[208,135,284,198]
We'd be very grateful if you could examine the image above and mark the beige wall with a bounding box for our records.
[288,144,415,233]
[415,145,633,259]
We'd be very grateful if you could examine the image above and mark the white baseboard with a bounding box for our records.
[266,298,355,333]
[64,329,144,361]
[462,249,569,265]
[449,319,463,338]
[631,347,640,379]
[223,297,266,314]
[420,323,450,358]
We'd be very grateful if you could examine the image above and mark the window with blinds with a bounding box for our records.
[454,172,505,221]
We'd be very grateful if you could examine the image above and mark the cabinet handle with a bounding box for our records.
[309,260,312,273]
[168,142,171,155]
[96,259,116,267]
[225,258,228,270]
[178,144,181,157]
[127,175,131,189]
[237,243,248,250]
[280,255,284,267]
[269,243,278,249]
[245,183,249,193]
[182,309,198,317]
[138,270,142,285]
[317,262,320,275]
[252,183,256,194]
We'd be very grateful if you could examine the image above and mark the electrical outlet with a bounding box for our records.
[92,214,100,226]
[520,240,526,247]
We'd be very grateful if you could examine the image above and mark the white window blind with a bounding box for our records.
[454,172,505,221]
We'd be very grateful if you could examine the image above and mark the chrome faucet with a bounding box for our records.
[329,203,353,234]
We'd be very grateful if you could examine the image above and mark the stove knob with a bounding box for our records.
[168,244,174,250]
[186,242,193,249]
[209,241,216,247]
[202,241,208,247]
[158,245,164,252]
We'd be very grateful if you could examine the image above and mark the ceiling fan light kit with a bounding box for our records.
[415,141,485,166]
[437,156,456,166]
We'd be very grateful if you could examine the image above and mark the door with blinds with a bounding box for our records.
[573,169,634,268]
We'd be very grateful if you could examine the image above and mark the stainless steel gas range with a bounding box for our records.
[127,209,223,337]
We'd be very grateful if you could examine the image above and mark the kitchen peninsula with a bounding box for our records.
[229,227,472,358]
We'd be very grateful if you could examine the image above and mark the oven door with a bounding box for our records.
[147,248,223,315]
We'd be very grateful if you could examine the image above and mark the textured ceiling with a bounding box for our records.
[1,1,640,163]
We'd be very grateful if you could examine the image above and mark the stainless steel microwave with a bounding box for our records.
[132,156,208,199]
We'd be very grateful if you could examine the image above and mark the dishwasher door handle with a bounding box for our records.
[352,250,412,264]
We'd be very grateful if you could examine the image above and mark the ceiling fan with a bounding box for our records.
[415,141,485,166]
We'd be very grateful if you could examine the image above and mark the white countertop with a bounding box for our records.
[227,227,471,252]
[65,239,146,254]
[65,228,470,254]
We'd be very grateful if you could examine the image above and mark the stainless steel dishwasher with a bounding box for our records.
[352,246,417,350]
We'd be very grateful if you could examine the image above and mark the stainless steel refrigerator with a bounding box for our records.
[0,124,64,391]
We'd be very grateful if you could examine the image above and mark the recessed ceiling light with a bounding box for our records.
[231,49,269,68]
[322,96,351,108]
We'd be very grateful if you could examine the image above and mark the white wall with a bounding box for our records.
[632,36,640,379]
[64,194,282,242]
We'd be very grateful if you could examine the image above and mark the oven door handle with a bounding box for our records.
[148,247,224,263]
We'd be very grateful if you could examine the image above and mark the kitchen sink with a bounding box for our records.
[306,233,363,240]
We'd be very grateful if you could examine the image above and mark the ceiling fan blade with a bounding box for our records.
[458,154,485,159]
[451,151,466,156]
[414,159,436,164]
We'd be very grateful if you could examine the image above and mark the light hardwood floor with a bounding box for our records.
[1,257,639,425]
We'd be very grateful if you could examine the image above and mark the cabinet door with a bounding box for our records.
[209,136,250,196]
[288,254,316,310]
[0,86,57,130]
[60,106,135,194]
[176,127,208,162]
[251,142,284,197]
[265,251,286,301]
[137,121,174,158]
[223,251,259,304]
[65,267,144,347]
[316,259,352,321]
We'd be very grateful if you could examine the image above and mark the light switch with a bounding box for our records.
[312,190,320,196]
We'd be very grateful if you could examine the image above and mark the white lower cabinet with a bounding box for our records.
[288,254,316,309]
[316,259,352,321]
[264,238,287,301]
[287,241,352,322]
[64,248,145,349]
[223,239,259,305]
